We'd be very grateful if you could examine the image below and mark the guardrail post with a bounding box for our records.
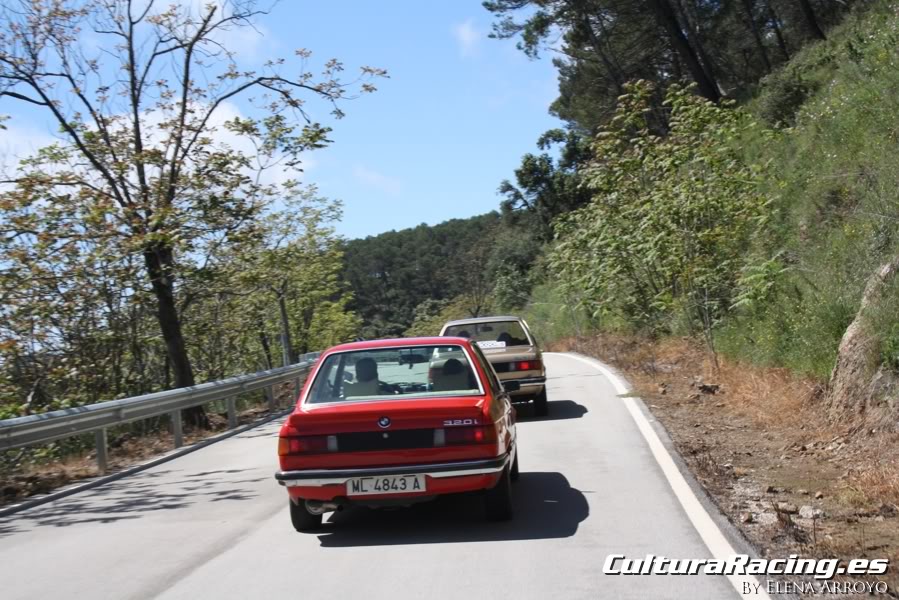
[171,410,183,448]
[95,429,108,474]
[226,396,237,429]
[266,385,275,411]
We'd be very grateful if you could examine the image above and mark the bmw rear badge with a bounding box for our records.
[378,416,391,428]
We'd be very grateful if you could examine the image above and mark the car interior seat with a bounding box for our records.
[344,357,380,397]
[432,358,474,392]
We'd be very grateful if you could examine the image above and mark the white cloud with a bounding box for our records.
[352,165,402,195]
[0,122,58,182]
[451,19,482,58]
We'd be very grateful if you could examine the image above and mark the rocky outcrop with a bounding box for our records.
[826,256,899,431]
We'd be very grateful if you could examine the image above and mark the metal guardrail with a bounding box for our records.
[0,352,320,473]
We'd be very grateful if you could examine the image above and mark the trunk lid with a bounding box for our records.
[480,345,537,362]
[289,396,487,435]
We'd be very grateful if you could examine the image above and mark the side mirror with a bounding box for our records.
[503,381,520,392]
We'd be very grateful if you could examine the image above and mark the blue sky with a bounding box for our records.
[281,1,562,239]
[0,1,563,240]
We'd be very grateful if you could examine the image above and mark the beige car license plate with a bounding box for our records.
[346,474,426,496]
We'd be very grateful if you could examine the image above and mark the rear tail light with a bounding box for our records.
[278,435,338,455]
[515,359,542,371]
[498,359,543,373]
[433,425,497,447]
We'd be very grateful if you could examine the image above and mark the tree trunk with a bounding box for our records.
[826,255,899,431]
[163,354,171,390]
[797,0,826,40]
[257,319,274,370]
[669,37,684,81]
[581,13,625,95]
[674,0,721,88]
[647,0,721,101]
[299,306,315,355]
[740,0,772,72]
[143,245,207,428]
[277,286,296,365]
[763,0,790,60]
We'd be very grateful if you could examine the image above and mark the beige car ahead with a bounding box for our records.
[439,316,548,416]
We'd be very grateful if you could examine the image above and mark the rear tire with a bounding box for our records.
[290,500,323,532]
[534,388,549,417]
[510,449,520,482]
[485,467,513,521]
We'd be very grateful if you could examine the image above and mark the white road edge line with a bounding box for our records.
[547,352,771,600]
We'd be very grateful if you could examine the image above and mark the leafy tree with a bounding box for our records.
[485,0,721,102]
[492,268,532,312]
[404,296,483,338]
[0,179,357,425]
[227,187,358,362]
[404,299,450,337]
[0,0,384,424]
[342,213,501,337]
[484,0,853,134]
[456,241,495,318]
[497,128,592,240]
[550,81,768,363]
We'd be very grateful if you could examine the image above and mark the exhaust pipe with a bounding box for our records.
[305,499,343,514]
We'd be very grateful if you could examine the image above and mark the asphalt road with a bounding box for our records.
[0,353,740,600]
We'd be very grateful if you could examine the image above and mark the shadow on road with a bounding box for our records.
[515,400,588,422]
[0,467,265,535]
[0,520,21,537]
[238,424,282,440]
[315,471,588,547]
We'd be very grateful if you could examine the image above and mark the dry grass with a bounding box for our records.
[556,333,827,431]
[713,360,820,429]
[844,462,899,508]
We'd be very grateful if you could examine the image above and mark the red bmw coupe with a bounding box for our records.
[275,337,520,531]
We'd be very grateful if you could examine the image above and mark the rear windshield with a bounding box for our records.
[305,345,482,404]
[443,321,531,348]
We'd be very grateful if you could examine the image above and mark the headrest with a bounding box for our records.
[355,358,378,382]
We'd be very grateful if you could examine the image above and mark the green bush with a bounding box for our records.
[756,69,814,128]
[519,281,596,345]
[863,276,899,374]
[880,324,899,373]
[549,81,768,341]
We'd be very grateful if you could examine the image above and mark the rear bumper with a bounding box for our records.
[505,375,546,396]
[275,455,509,487]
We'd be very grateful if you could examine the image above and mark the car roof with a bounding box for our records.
[324,336,471,353]
[441,315,525,327]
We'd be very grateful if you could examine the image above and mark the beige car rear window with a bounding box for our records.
[444,321,531,347]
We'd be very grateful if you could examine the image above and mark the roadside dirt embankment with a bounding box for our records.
[552,335,899,596]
